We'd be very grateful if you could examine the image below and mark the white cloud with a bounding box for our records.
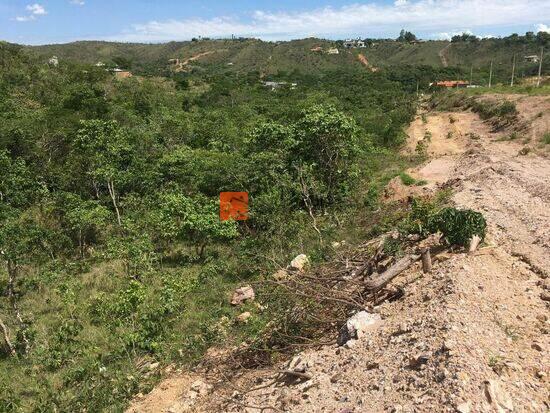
[70,0,85,5]
[436,30,473,41]
[537,23,550,33]
[111,0,550,42]
[15,3,47,22]
[15,15,36,22]
[26,4,47,15]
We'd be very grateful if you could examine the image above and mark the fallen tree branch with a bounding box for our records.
[364,254,421,293]
[279,370,312,381]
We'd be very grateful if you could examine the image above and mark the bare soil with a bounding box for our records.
[127,95,550,413]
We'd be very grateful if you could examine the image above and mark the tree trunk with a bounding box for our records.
[107,180,122,226]
[6,260,30,354]
[364,254,421,293]
[0,316,15,356]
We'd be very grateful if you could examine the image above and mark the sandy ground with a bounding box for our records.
[128,95,550,413]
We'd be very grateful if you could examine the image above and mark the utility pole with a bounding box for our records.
[537,47,544,87]
[510,54,516,87]
[416,80,419,97]
[488,60,493,88]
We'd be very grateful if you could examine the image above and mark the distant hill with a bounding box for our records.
[23,36,548,82]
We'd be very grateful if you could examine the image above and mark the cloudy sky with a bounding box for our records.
[1,0,549,45]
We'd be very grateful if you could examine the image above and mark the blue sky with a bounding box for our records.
[1,0,549,45]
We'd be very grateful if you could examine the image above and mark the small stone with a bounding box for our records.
[236,312,252,323]
[540,291,550,302]
[330,373,342,383]
[289,254,309,272]
[409,353,430,369]
[456,401,471,413]
[531,342,543,351]
[273,269,290,281]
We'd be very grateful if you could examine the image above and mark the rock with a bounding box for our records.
[236,312,251,323]
[531,342,543,351]
[483,379,514,412]
[148,362,159,371]
[190,379,212,396]
[290,254,309,272]
[331,240,346,248]
[330,373,342,383]
[288,355,308,372]
[456,401,471,413]
[230,285,255,305]
[409,353,430,369]
[273,269,290,281]
[540,291,550,302]
[337,311,382,346]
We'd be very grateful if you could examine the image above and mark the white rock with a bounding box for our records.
[456,401,471,413]
[289,254,309,272]
[230,285,255,305]
[338,311,382,345]
[484,379,514,412]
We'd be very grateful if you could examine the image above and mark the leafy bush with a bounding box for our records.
[428,207,487,246]
[406,199,486,246]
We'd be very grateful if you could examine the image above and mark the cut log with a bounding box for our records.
[421,248,432,273]
[469,235,481,254]
[364,254,421,293]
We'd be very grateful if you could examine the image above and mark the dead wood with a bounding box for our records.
[279,370,312,381]
[364,254,421,293]
[421,248,432,273]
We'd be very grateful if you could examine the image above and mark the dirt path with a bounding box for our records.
[439,43,452,67]
[357,53,378,72]
[128,96,550,412]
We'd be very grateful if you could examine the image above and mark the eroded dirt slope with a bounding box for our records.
[128,95,550,413]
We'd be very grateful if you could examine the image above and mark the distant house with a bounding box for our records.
[48,56,59,67]
[327,48,339,55]
[111,68,133,79]
[262,81,287,91]
[261,81,297,91]
[343,39,366,48]
[431,80,469,88]
[310,46,323,53]
[168,58,180,65]
[524,55,540,63]
[95,61,106,67]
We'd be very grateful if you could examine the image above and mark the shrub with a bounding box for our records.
[428,207,487,246]
[542,132,550,145]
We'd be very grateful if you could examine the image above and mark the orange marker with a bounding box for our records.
[220,192,248,221]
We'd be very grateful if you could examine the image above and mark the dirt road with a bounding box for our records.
[128,95,550,412]
[439,43,452,67]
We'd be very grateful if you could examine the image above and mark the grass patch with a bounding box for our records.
[542,132,550,145]
[399,172,417,186]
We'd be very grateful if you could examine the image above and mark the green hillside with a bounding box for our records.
[26,35,549,83]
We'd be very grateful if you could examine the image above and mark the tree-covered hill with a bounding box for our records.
[24,32,550,82]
